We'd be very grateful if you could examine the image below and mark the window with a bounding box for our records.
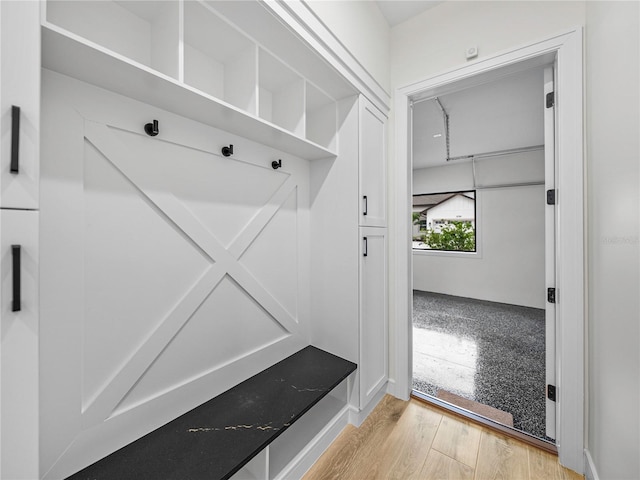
[412,191,476,252]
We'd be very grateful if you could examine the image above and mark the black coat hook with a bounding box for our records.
[272,159,282,170]
[144,119,159,137]
[221,144,234,157]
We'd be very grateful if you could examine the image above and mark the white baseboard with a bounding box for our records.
[348,382,388,427]
[584,449,600,480]
[386,377,412,401]
[385,378,398,397]
[273,404,350,480]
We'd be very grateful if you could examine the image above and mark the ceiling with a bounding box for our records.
[376,0,444,27]
[412,66,546,170]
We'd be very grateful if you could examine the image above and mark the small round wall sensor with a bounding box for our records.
[466,46,478,60]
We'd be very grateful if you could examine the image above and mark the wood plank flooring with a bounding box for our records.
[303,395,583,480]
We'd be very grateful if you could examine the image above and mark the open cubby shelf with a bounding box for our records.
[42,0,342,158]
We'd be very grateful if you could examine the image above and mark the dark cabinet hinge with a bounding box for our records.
[546,189,556,205]
[546,91,555,108]
[547,384,557,402]
[11,105,20,174]
[547,287,556,304]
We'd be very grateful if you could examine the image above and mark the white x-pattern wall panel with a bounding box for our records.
[39,70,309,479]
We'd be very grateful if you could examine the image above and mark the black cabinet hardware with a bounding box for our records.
[12,245,21,312]
[144,119,159,137]
[221,144,234,157]
[11,106,20,173]
[363,196,368,216]
[546,91,555,108]
[547,384,557,401]
[546,189,556,205]
[272,159,282,169]
[363,237,368,257]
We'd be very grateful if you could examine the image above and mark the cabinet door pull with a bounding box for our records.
[363,196,368,216]
[11,106,20,174]
[363,237,368,257]
[11,245,21,312]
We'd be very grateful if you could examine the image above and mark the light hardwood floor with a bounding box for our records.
[303,395,583,480]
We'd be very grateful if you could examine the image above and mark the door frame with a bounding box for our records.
[390,27,584,473]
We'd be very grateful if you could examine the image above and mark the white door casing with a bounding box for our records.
[392,28,584,472]
[544,65,557,440]
[40,70,310,479]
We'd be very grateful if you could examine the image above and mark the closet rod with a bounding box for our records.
[448,144,544,162]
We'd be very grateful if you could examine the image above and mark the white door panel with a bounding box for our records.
[0,1,40,209]
[40,70,308,479]
[359,227,388,408]
[0,210,38,480]
[359,97,387,227]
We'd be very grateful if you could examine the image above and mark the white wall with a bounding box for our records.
[305,0,390,94]
[412,152,545,309]
[585,2,640,479]
[390,1,586,86]
[386,1,586,412]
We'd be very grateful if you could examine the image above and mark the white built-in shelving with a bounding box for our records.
[183,1,257,114]
[227,380,349,480]
[42,0,349,159]
[306,83,338,152]
[258,50,305,136]
[45,1,181,80]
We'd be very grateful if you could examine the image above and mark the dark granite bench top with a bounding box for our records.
[68,346,357,480]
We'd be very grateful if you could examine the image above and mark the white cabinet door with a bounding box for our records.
[358,96,386,227]
[359,227,388,408]
[39,71,308,479]
[0,1,39,209]
[0,209,38,480]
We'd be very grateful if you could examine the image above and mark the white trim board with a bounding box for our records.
[584,449,600,480]
[391,27,585,473]
[349,382,388,428]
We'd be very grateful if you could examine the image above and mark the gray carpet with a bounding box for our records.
[412,290,550,440]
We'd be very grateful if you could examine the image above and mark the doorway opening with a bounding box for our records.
[393,28,584,471]
[410,64,555,443]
